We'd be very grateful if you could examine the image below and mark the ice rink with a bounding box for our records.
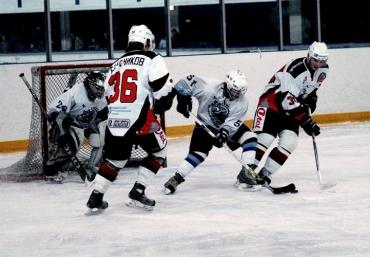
[1,122,370,257]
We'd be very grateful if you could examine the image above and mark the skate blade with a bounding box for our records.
[85,178,95,188]
[162,187,174,195]
[45,177,63,184]
[320,182,336,190]
[234,181,263,192]
[85,202,108,216]
[125,199,154,211]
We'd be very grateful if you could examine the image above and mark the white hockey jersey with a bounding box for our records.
[104,50,173,137]
[176,74,249,138]
[47,83,108,129]
[258,57,329,118]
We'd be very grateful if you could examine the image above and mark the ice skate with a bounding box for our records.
[126,183,155,211]
[163,172,185,195]
[86,189,108,215]
[235,165,262,191]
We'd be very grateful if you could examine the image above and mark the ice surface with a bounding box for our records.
[1,122,370,257]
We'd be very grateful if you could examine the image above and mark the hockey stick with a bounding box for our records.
[311,133,336,190]
[19,73,93,183]
[189,112,296,194]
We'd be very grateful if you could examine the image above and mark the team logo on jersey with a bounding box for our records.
[208,101,229,126]
[108,118,130,128]
[76,107,98,128]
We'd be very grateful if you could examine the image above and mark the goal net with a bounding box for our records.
[0,63,166,182]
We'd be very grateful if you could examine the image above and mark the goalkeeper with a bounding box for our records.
[45,71,108,182]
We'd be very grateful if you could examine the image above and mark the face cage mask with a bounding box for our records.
[91,83,105,99]
[227,86,243,100]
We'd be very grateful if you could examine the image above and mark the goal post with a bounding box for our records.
[0,63,166,182]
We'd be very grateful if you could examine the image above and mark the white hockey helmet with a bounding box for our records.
[308,41,329,61]
[128,24,155,51]
[224,70,248,100]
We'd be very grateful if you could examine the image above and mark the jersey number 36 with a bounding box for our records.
[108,69,138,103]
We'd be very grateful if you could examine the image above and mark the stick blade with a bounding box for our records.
[320,182,336,190]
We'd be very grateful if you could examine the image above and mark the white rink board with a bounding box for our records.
[1,47,370,141]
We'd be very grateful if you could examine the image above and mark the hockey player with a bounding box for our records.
[163,70,259,194]
[86,24,176,212]
[46,71,108,183]
[249,41,329,188]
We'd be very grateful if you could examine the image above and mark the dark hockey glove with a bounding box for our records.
[176,94,192,118]
[213,129,229,148]
[300,92,318,113]
[301,117,320,136]
[153,89,176,114]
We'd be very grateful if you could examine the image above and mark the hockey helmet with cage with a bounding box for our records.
[308,41,328,62]
[84,71,106,100]
[128,24,155,51]
[224,70,248,101]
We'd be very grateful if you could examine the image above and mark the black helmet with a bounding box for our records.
[84,71,106,100]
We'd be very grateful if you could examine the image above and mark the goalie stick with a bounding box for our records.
[19,73,93,183]
[189,112,297,194]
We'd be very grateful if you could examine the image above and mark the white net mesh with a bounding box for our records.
[0,63,163,182]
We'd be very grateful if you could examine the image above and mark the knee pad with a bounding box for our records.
[257,132,275,150]
[69,126,84,150]
[237,131,256,146]
[278,130,298,153]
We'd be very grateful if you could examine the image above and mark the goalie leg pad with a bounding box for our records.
[68,126,84,151]
[88,133,101,148]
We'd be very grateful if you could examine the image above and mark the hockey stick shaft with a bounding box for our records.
[311,134,323,183]
[19,73,90,182]
[19,73,49,118]
[188,112,248,168]
[188,112,296,194]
